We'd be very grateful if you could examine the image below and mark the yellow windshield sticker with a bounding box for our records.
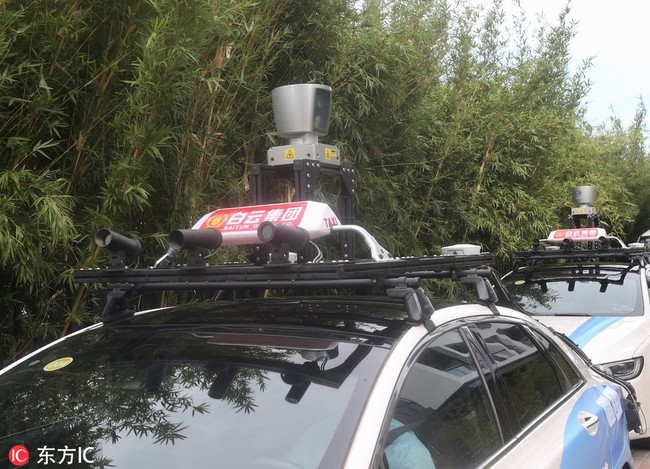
[43,357,73,372]
[514,280,525,286]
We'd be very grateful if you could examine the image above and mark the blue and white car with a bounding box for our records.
[0,201,641,468]
[502,225,650,444]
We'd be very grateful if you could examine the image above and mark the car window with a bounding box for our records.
[526,326,583,392]
[469,322,567,439]
[385,329,501,468]
[502,268,643,316]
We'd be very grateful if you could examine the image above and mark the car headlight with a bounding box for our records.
[599,357,644,380]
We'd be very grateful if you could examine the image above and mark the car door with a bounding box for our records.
[379,319,630,468]
[467,320,631,469]
[379,325,502,468]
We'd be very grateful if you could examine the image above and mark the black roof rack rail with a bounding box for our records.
[74,253,497,326]
[511,246,650,270]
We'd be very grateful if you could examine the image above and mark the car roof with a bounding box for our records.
[0,296,525,469]
[125,295,475,345]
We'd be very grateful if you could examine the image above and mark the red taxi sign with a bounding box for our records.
[192,201,340,245]
[545,228,608,243]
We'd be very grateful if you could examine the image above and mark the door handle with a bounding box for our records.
[577,410,599,436]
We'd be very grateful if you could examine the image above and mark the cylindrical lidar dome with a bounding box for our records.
[272,84,331,138]
[572,185,596,206]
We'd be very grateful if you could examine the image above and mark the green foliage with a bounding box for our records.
[0,169,75,283]
[323,0,622,258]
[585,101,649,238]
[1,0,303,360]
[0,0,647,363]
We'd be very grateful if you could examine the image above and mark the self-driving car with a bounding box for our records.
[0,199,640,468]
[502,237,650,443]
[502,185,650,443]
[1,89,640,468]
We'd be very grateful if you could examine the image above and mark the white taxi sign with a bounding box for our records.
[192,201,340,245]
[545,228,608,243]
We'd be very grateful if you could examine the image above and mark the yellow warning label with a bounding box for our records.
[44,357,73,372]
[325,148,336,160]
[285,148,296,161]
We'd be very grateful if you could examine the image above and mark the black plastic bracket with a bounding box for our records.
[101,285,136,324]
[384,277,435,330]
[249,160,356,262]
[459,274,499,309]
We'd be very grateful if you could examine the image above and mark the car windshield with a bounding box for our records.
[0,302,399,469]
[502,267,644,317]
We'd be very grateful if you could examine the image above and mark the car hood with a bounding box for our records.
[535,315,650,364]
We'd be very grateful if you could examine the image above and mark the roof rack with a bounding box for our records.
[74,248,498,326]
[512,245,650,270]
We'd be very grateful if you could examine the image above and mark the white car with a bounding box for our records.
[502,226,650,443]
[0,202,640,468]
